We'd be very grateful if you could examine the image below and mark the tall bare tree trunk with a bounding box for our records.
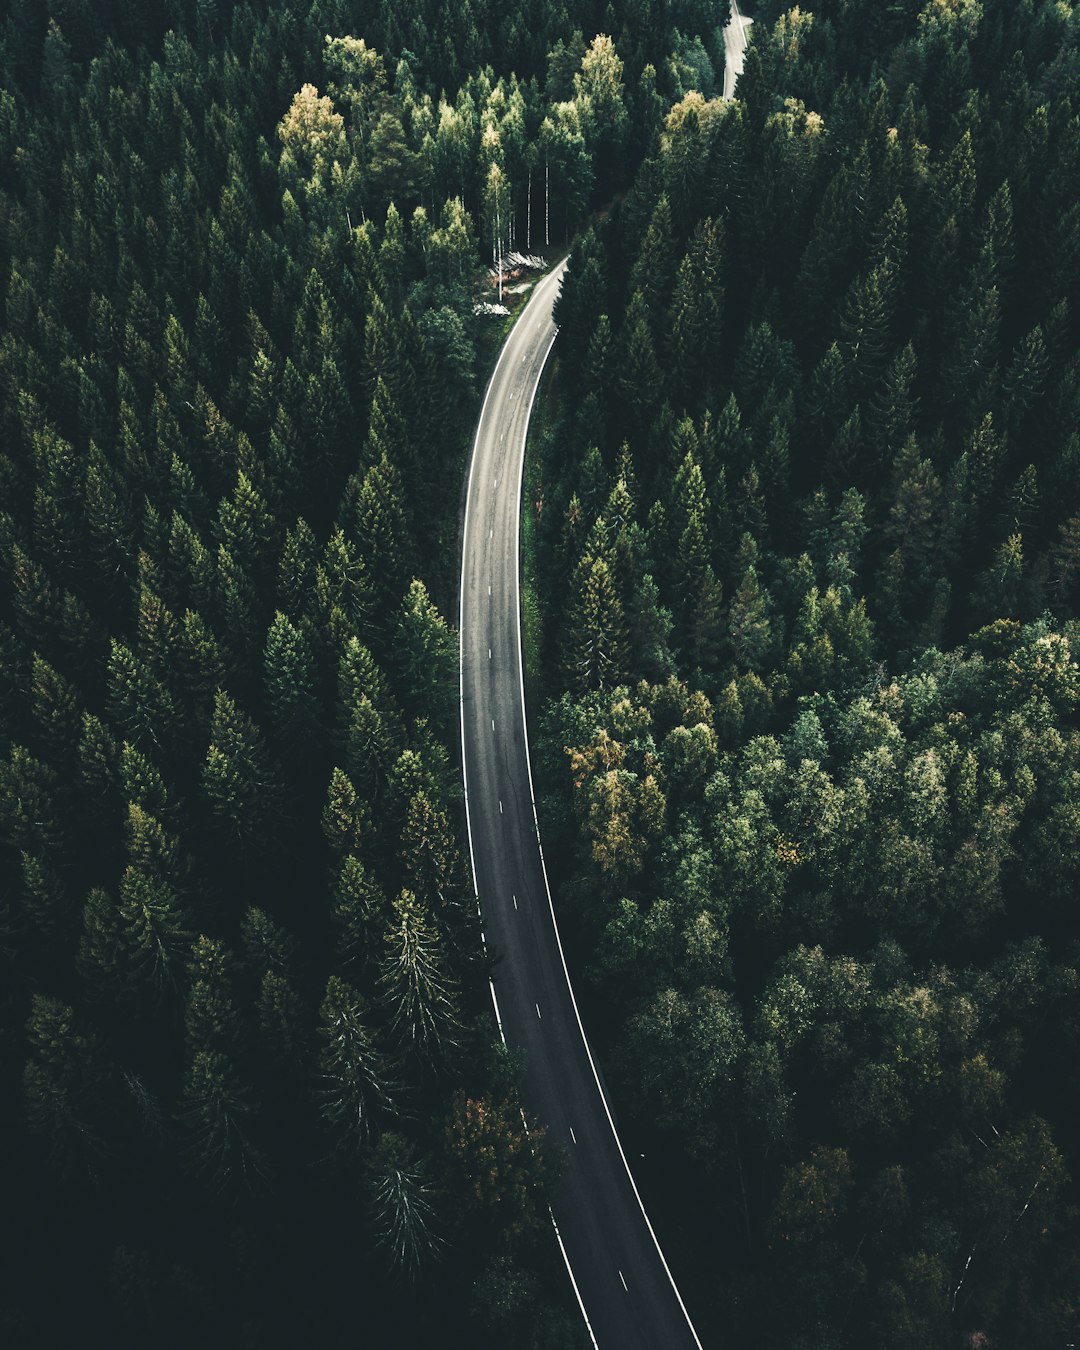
[545,158,550,248]
[496,195,503,305]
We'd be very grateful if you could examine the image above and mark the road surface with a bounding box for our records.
[460,266,703,1350]
[724,2,754,101]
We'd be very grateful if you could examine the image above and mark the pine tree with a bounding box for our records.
[322,767,368,857]
[0,744,63,853]
[107,639,177,756]
[306,355,356,484]
[676,512,725,674]
[0,621,26,744]
[560,554,629,693]
[399,790,463,911]
[215,545,259,656]
[29,652,81,759]
[668,452,723,671]
[336,636,389,734]
[117,864,191,995]
[966,412,1007,522]
[20,850,68,933]
[728,563,774,673]
[119,744,169,818]
[629,194,677,324]
[867,343,918,472]
[317,974,393,1151]
[12,544,96,658]
[369,1132,442,1276]
[379,890,459,1055]
[394,579,457,732]
[885,435,945,592]
[971,533,1026,621]
[78,713,120,815]
[202,691,283,847]
[240,907,296,977]
[256,970,307,1069]
[345,693,393,798]
[135,577,180,678]
[177,609,226,709]
[1050,514,1080,615]
[178,1048,265,1192]
[216,471,274,577]
[277,517,317,621]
[353,452,412,616]
[825,407,863,491]
[263,610,318,744]
[941,265,1001,420]
[77,887,126,1000]
[315,528,370,641]
[332,853,388,969]
[838,264,892,398]
[185,935,241,1054]
[1002,325,1049,435]
[618,290,662,434]
[168,514,215,613]
[24,994,109,1171]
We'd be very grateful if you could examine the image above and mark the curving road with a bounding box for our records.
[724,1,754,101]
[460,261,703,1350]
[458,14,750,1347]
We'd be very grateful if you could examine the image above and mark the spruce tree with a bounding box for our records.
[178,1049,265,1192]
[317,974,393,1152]
[24,994,109,1171]
[394,579,456,732]
[202,690,283,847]
[263,610,318,744]
[379,890,459,1056]
[322,767,368,858]
[560,553,629,693]
[369,1131,442,1276]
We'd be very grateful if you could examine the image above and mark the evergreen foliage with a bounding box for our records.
[533,3,1080,1345]
[0,0,721,1336]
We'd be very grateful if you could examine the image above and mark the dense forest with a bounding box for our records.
[0,0,730,1345]
[6,0,1080,1344]
[537,0,1080,1345]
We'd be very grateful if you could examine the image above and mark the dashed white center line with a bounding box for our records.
[491,719,495,732]
[499,800,503,814]
[488,648,492,659]
[569,1126,577,1144]
[488,584,492,595]
[619,1271,628,1293]
[535,1003,542,1020]
[489,528,493,538]
[512,894,518,909]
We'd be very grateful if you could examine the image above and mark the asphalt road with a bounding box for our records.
[724,2,754,100]
[458,20,751,1346]
[460,264,703,1350]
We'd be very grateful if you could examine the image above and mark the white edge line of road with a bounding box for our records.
[463,18,747,1343]
[459,263,600,1350]
[509,264,706,1350]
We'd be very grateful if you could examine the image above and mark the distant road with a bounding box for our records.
[724,1,754,100]
[458,13,751,1347]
